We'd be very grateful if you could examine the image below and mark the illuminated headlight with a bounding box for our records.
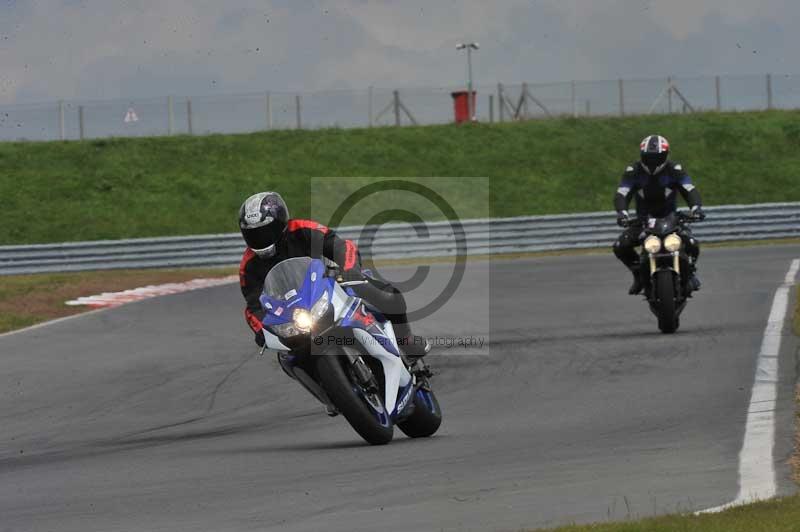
[664,233,682,252]
[293,309,313,333]
[643,235,662,254]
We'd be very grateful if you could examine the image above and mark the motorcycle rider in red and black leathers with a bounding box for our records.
[613,135,706,295]
[238,191,430,358]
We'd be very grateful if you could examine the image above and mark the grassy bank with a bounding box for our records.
[2,110,800,244]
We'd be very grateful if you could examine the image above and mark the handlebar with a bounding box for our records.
[620,211,704,228]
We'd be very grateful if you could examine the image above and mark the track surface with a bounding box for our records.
[1,246,798,531]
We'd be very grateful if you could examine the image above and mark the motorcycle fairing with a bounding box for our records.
[259,259,333,327]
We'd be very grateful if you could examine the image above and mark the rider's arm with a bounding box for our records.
[323,230,360,273]
[239,249,266,333]
[673,163,702,208]
[287,219,360,273]
[614,166,636,214]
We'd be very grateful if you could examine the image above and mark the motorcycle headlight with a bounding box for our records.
[644,235,662,254]
[664,233,682,252]
[310,291,330,320]
[293,308,313,333]
[270,322,300,338]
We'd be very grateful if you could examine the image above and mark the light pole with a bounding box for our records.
[456,42,479,121]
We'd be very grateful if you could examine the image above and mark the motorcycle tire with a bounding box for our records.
[317,351,394,445]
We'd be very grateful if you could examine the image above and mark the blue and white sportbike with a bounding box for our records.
[258,257,441,445]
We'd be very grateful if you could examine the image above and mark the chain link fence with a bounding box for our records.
[1,74,797,141]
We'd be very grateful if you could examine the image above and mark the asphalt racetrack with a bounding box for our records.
[1,245,798,531]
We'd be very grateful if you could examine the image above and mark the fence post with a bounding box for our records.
[498,83,505,122]
[167,96,174,135]
[570,81,577,118]
[618,79,625,116]
[78,106,85,140]
[265,92,272,130]
[521,82,529,119]
[295,94,302,129]
[715,76,721,111]
[58,100,65,140]
[393,90,400,126]
[766,73,773,110]
[489,94,494,123]
[368,86,373,127]
[187,98,193,135]
[667,76,673,113]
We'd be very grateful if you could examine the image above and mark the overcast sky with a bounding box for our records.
[0,0,794,105]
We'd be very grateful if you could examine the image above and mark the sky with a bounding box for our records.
[0,0,794,105]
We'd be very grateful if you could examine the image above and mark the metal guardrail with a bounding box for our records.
[1,202,798,275]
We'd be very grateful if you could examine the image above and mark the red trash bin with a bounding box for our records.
[451,91,476,123]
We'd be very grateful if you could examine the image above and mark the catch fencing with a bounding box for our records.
[1,202,798,275]
[1,73,798,141]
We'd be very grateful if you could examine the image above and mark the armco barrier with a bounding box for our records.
[1,202,798,275]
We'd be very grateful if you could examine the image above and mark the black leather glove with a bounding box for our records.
[616,210,631,227]
[254,330,266,348]
[691,205,706,221]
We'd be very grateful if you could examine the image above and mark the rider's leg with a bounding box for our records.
[613,228,643,295]
[351,275,430,358]
[681,230,701,291]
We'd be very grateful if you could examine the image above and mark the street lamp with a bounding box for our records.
[456,42,479,121]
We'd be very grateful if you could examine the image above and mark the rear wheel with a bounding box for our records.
[398,386,442,438]
[316,351,394,445]
[655,270,678,334]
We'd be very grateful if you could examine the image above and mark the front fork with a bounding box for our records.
[648,251,681,276]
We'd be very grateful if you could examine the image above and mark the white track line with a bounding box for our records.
[700,258,800,513]
[0,307,111,339]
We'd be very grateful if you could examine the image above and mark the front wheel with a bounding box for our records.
[316,351,394,445]
[654,270,678,334]
[398,387,442,438]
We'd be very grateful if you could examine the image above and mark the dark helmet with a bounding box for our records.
[238,192,289,258]
[640,134,670,174]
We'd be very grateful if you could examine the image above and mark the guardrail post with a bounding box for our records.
[78,105,85,140]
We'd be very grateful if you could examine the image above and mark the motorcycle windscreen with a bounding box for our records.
[263,257,315,301]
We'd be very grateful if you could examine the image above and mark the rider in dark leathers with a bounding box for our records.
[613,135,706,295]
[238,192,430,358]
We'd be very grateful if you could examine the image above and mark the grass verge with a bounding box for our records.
[531,496,800,532]
[0,267,234,334]
[3,110,800,244]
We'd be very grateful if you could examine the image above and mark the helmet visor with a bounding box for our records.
[242,222,284,251]
[642,151,668,172]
